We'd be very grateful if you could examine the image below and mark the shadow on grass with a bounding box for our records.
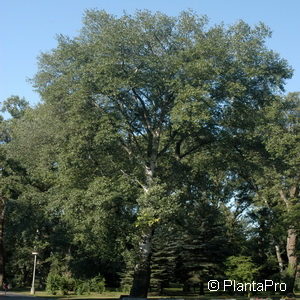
[7,288,300,300]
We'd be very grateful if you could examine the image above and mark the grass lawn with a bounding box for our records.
[8,288,300,299]
[9,289,126,299]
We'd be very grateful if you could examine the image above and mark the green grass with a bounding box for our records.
[10,289,126,299]
[9,289,172,299]
[8,288,300,299]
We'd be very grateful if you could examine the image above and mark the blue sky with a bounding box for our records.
[1,0,299,106]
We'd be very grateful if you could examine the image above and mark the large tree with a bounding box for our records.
[32,10,292,296]
[256,93,300,291]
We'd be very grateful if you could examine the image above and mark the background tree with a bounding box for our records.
[223,92,300,292]
[257,93,300,292]
[0,96,29,286]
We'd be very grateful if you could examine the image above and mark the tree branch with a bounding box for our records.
[279,189,290,211]
[120,169,148,192]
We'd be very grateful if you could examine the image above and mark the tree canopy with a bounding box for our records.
[1,9,299,297]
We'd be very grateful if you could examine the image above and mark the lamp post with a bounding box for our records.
[30,251,38,295]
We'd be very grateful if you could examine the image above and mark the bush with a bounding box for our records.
[46,272,105,295]
[75,280,91,295]
[74,275,105,295]
[121,284,131,293]
[89,275,105,293]
[46,272,69,295]
[46,273,60,295]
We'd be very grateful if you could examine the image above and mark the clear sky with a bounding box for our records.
[1,0,299,106]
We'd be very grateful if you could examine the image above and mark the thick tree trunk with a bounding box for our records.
[0,198,6,286]
[279,188,298,293]
[286,228,297,277]
[130,229,154,297]
[287,229,297,271]
[285,228,298,293]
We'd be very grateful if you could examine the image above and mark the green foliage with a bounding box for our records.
[1,95,29,119]
[225,256,260,283]
[46,273,105,295]
[150,229,177,294]
[281,265,297,293]
[46,272,70,295]
[74,276,106,295]
[1,8,296,296]
[176,202,230,289]
[121,284,132,293]
[74,280,91,295]
[89,275,106,293]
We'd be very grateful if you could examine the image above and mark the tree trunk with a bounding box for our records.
[0,197,6,286]
[287,229,297,270]
[275,244,284,273]
[130,136,158,297]
[285,228,298,293]
[130,229,154,297]
[279,188,298,293]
